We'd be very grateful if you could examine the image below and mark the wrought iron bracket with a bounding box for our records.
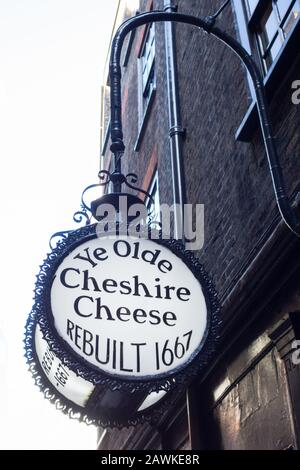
[108,6,300,237]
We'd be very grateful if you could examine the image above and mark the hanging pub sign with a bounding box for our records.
[53,235,210,377]
[25,199,220,428]
[25,222,220,427]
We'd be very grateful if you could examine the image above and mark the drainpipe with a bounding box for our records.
[163,0,205,451]
[163,1,187,239]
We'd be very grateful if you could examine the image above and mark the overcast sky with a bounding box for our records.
[0,0,119,450]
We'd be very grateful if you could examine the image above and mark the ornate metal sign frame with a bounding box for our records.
[24,222,221,427]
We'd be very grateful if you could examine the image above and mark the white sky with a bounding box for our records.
[0,0,119,450]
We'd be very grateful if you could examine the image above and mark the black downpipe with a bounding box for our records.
[163,1,187,239]
[163,5,199,448]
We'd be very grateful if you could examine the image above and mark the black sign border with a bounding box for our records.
[25,315,183,428]
[27,223,221,393]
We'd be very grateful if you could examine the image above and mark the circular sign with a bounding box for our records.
[25,223,220,428]
[50,235,208,379]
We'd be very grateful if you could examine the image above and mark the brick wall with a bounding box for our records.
[100,0,300,449]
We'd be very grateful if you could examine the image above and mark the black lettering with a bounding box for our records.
[60,268,80,288]
[103,278,117,293]
[66,319,75,340]
[82,269,101,292]
[95,296,115,321]
[83,329,94,356]
[131,343,146,373]
[114,240,130,257]
[158,259,173,273]
[93,247,108,261]
[163,311,177,327]
[120,342,134,372]
[132,241,140,259]
[112,339,117,369]
[116,306,131,322]
[74,295,94,317]
[154,278,162,299]
[119,280,132,295]
[177,287,191,301]
[149,310,161,325]
[133,308,147,324]
[141,248,161,265]
[164,285,176,299]
[133,275,153,298]
[95,336,110,364]
[74,324,82,350]
[74,247,97,268]
[155,342,160,370]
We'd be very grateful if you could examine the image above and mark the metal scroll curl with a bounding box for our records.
[98,169,112,186]
[98,169,155,210]
[125,172,155,209]
[49,230,73,250]
[73,208,90,226]
[49,183,101,249]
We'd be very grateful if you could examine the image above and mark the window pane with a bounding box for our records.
[261,8,279,46]
[141,23,155,94]
[283,2,300,36]
[246,0,299,74]
[276,0,292,21]
[269,33,283,61]
[139,22,156,124]
[247,0,260,15]
[147,174,160,224]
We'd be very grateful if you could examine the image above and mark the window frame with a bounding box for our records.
[245,0,300,74]
[233,0,300,142]
[134,22,157,152]
[140,22,155,100]
[146,170,160,224]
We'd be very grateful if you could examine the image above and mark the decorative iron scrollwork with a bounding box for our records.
[49,230,72,250]
[73,208,90,226]
[48,184,100,249]
[97,169,155,208]
[124,173,154,206]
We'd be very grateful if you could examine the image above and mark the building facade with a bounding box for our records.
[98,0,300,450]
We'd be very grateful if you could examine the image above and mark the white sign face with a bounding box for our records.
[51,236,208,378]
[35,324,95,407]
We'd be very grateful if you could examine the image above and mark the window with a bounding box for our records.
[135,23,156,150]
[147,171,160,224]
[247,0,260,15]
[245,0,300,73]
[140,22,156,116]
[234,0,300,141]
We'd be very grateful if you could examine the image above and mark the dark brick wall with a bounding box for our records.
[212,348,293,450]
[115,0,173,205]
[100,0,300,450]
[203,268,300,450]
[175,0,300,300]
[107,0,300,299]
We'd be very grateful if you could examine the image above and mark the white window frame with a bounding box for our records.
[234,0,300,84]
[137,23,156,129]
[147,171,160,224]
